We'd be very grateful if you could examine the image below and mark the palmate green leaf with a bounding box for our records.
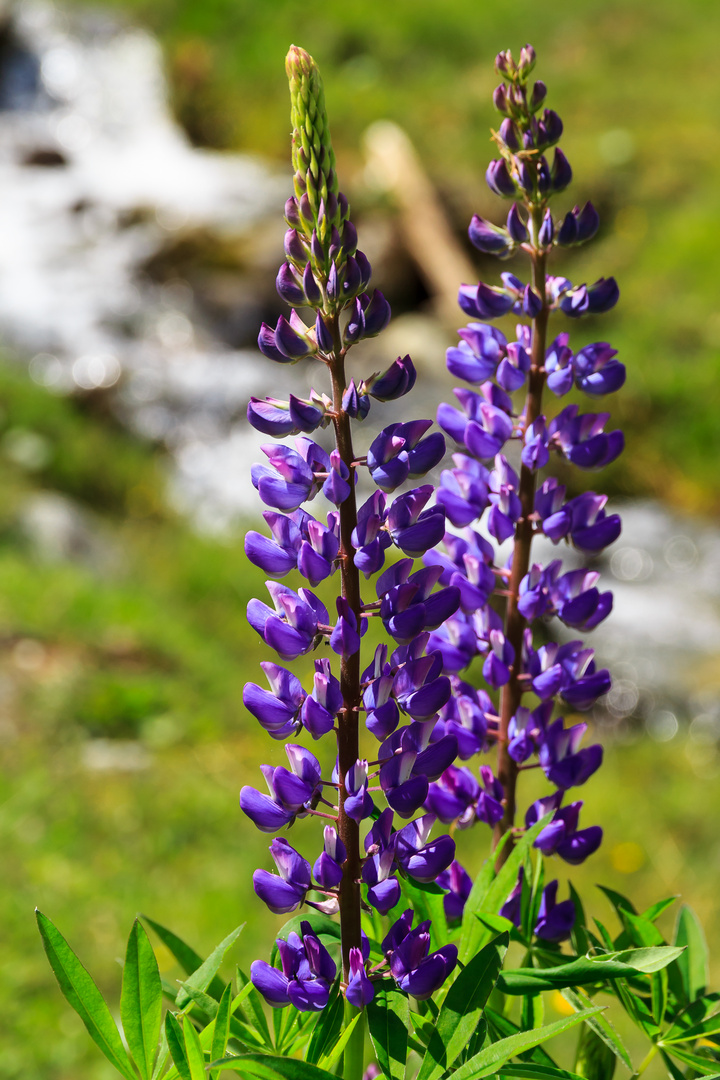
[520,992,544,1033]
[121,919,163,1080]
[497,1064,591,1080]
[183,1015,207,1080]
[642,897,679,924]
[236,967,272,1048]
[459,818,550,964]
[560,987,632,1071]
[448,1007,606,1080]
[35,910,136,1080]
[612,979,660,1040]
[209,1053,338,1079]
[306,981,343,1065]
[317,1012,361,1072]
[175,925,244,1009]
[498,947,683,994]
[662,992,720,1043]
[400,876,449,950]
[417,934,508,1080]
[674,904,708,1003]
[485,1008,557,1069]
[367,983,410,1080]
[210,985,233,1080]
[142,916,226,1003]
[177,983,266,1051]
[165,1012,192,1080]
[663,1009,720,1044]
[663,1042,720,1074]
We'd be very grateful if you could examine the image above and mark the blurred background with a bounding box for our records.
[1,0,720,1076]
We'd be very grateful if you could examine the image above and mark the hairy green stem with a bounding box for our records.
[342,1001,366,1080]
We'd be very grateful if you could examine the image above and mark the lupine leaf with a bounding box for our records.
[236,967,272,1047]
[674,905,708,1003]
[367,983,409,1080]
[497,1065,591,1080]
[400,876,449,950]
[183,1015,207,1080]
[151,1024,170,1080]
[210,985,233,1080]
[121,919,163,1080]
[409,1011,436,1048]
[317,1013,361,1072]
[520,993,544,1033]
[485,1008,557,1068]
[306,981,343,1065]
[612,979,660,1039]
[597,887,637,918]
[663,1010,720,1044]
[642,897,678,924]
[417,934,508,1080]
[664,1043,720,1073]
[560,987,633,1071]
[209,1054,338,1078]
[35,910,136,1080]
[143,916,226,1003]
[448,1008,605,1080]
[498,947,683,994]
[662,993,720,1043]
[175,926,244,1009]
[460,818,550,964]
[165,1012,192,1080]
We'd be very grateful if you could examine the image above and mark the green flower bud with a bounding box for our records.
[285,46,341,239]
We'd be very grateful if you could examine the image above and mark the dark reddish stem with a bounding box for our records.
[328,314,363,981]
[494,214,548,865]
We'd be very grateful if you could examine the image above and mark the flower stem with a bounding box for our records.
[329,315,363,981]
[342,1000,366,1080]
[494,210,548,864]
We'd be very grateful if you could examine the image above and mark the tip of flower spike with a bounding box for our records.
[285,44,316,80]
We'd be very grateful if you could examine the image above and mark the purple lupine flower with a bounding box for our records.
[313,826,346,889]
[240,745,323,832]
[251,444,316,512]
[518,561,562,620]
[386,487,446,558]
[247,581,327,660]
[527,796,603,864]
[549,405,624,470]
[534,880,575,941]
[475,765,505,825]
[522,417,550,470]
[425,530,496,616]
[468,214,514,258]
[572,342,626,396]
[243,661,306,740]
[344,759,374,822]
[301,658,342,739]
[251,922,336,1011]
[556,202,599,246]
[425,765,480,826]
[496,336,531,392]
[330,597,366,657]
[553,568,613,630]
[352,491,392,577]
[446,323,506,383]
[377,561,460,646]
[437,860,473,922]
[482,629,515,688]
[253,838,311,914]
[538,719,603,789]
[544,332,574,396]
[367,420,445,492]
[345,947,375,1007]
[392,651,452,720]
[383,911,458,999]
[435,455,491,526]
[364,354,417,400]
[426,612,479,674]
[436,678,492,758]
[559,276,619,317]
[394,813,455,881]
[507,702,552,763]
[487,454,522,543]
